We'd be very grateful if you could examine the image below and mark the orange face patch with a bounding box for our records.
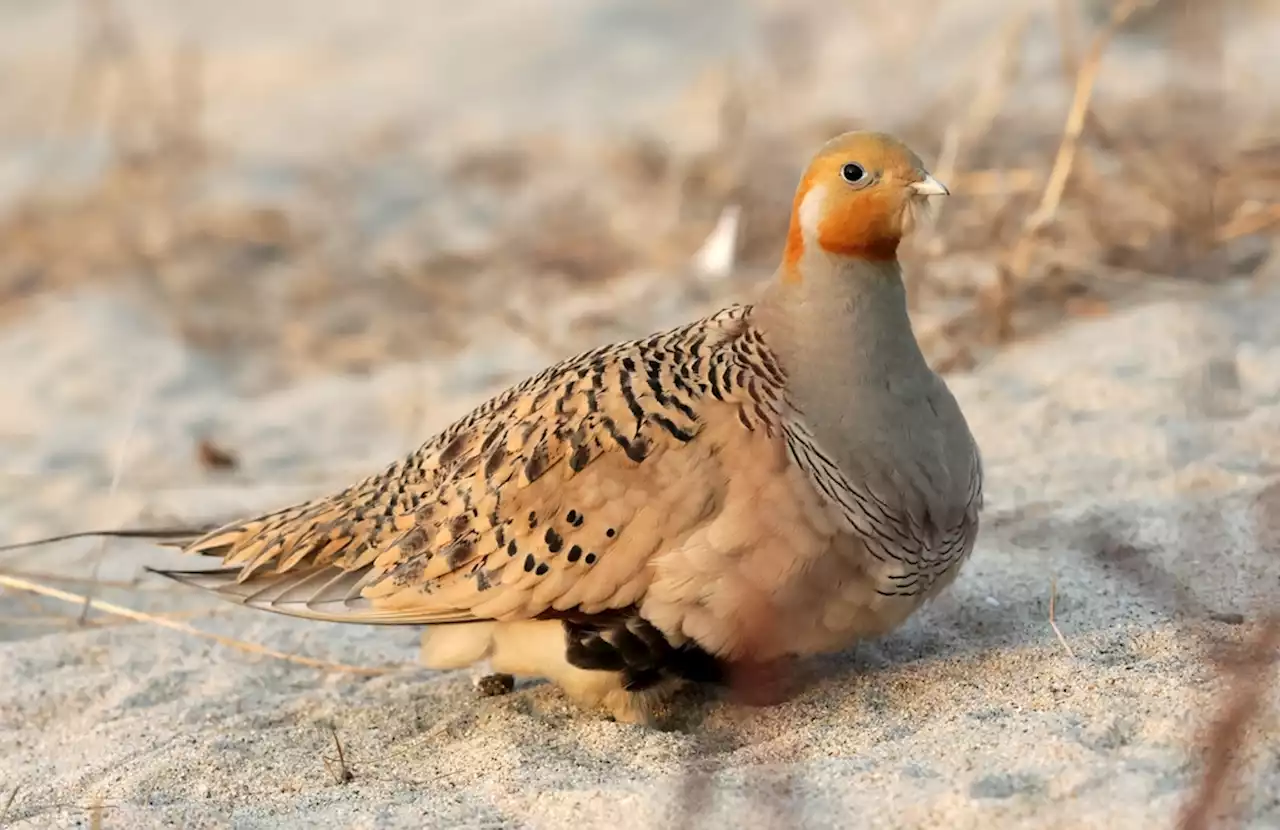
[779,131,928,276]
[815,186,904,261]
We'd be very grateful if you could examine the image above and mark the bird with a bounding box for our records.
[2,130,982,726]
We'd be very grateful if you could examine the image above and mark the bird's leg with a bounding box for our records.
[471,663,516,697]
[486,619,676,725]
[419,619,675,723]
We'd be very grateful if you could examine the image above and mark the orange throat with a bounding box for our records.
[781,206,901,284]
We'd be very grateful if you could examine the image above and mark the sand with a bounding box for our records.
[2,275,1278,829]
[2,1,1279,828]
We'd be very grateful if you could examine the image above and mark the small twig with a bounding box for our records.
[1048,577,1075,658]
[999,0,1159,339]
[322,725,354,784]
[1,785,19,825]
[0,574,394,676]
[195,437,239,472]
[1026,0,1158,237]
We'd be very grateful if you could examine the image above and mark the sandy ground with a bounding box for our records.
[2,1,1280,828]
[3,274,1279,829]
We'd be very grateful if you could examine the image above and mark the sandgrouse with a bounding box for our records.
[6,131,983,725]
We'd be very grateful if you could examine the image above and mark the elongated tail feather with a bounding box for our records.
[0,525,218,556]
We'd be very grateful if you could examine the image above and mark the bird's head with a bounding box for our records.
[782,131,947,278]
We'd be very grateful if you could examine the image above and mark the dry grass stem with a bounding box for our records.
[994,0,1162,341]
[195,437,239,472]
[1048,576,1075,659]
[0,786,18,826]
[1028,0,1158,233]
[323,725,355,785]
[1014,0,1159,256]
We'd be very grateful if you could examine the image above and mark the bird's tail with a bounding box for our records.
[0,496,328,565]
[0,516,396,624]
[0,525,219,556]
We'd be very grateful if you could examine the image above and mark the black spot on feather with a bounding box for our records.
[653,414,696,443]
[480,423,505,453]
[524,444,551,482]
[484,447,507,480]
[443,537,475,569]
[388,557,427,586]
[396,527,429,556]
[438,432,468,465]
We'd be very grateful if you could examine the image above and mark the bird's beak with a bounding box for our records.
[910,173,949,197]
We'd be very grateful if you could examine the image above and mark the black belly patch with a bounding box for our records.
[559,612,724,691]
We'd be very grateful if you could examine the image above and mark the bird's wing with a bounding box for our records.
[150,304,794,625]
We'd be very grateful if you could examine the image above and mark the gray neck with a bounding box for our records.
[753,253,976,520]
[754,256,932,402]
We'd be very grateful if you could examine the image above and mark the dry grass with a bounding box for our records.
[1048,576,1075,659]
[0,2,1274,387]
[0,0,1277,827]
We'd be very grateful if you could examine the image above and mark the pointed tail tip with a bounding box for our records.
[0,525,218,556]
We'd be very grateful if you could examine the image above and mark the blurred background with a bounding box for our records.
[1,0,1278,653]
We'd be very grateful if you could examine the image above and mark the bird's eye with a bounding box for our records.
[841,163,866,184]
